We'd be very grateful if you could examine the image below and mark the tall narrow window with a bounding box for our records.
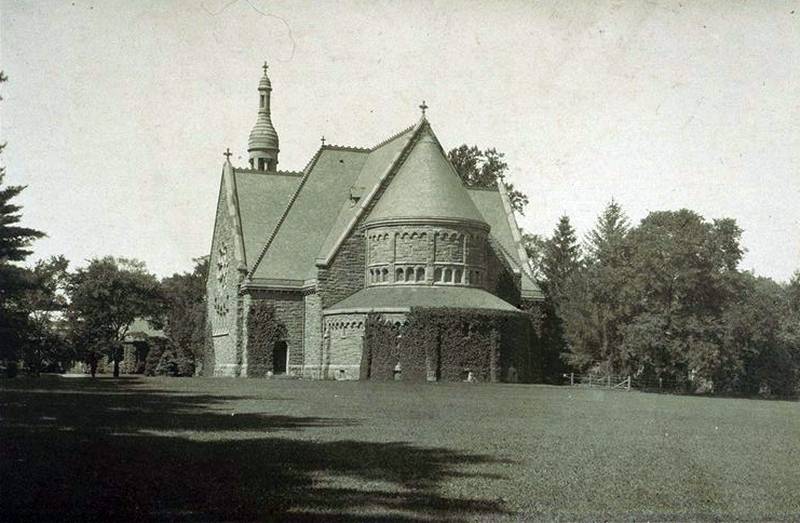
[260,94,266,108]
[396,268,404,282]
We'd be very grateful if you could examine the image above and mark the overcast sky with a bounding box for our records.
[2,0,798,281]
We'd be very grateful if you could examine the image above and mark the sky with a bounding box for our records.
[1,0,798,281]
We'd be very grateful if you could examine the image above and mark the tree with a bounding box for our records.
[717,272,798,397]
[159,256,209,376]
[447,145,529,215]
[66,257,161,377]
[562,201,632,373]
[521,233,547,282]
[536,215,582,381]
[540,216,582,302]
[619,210,744,388]
[18,256,71,374]
[0,71,46,373]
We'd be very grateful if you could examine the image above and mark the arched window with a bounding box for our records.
[415,267,425,282]
[434,267,443,282]
[405,267,414,282]
[369,269,374,283]
[454,268,462,283]
[396,268,405,282]
[444,268,452,283]
[381,268,388,282]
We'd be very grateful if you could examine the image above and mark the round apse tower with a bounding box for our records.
[363,126,491,288]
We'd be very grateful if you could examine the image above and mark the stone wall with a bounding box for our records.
[322,313,367,380]
[365,224,489,287]
[242,290,305,377]
[302,292,323,378]
[207,176,247,376]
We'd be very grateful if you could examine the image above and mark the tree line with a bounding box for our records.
[447,145,800,398]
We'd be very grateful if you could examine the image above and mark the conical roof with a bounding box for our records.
[366,125,487,227]
[248,112,279,151]
[248,67,279,152]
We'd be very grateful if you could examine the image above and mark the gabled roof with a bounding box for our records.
[233,169,301,267]
[248,148,370,281]
[315,126,417,264]
[325,286,521,314]
[365,125,487,227]
[467,186,543,300]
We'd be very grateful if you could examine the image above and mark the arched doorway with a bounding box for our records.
[272,341,288,375]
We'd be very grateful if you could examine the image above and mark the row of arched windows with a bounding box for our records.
[395,266,426,283]
[368,265,483,286]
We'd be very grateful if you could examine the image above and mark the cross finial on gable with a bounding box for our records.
[223,147,232,161]
[262,61,269,75]
[321,135,326,146]
[419,100,428,116]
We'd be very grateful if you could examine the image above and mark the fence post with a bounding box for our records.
[607,375,611,388]
[570,372,574,386]
[659,377,663,391]
[626,376,631,391]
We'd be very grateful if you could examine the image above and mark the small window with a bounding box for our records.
[434,268,443,282]
[381,268,388,282]
[405,267,414,282]
[258,158,266,170]
[454,268,462,283]
[415,267,425,282]
[444,268,452,283]
[396,268,405,282]
[260,94,266,107]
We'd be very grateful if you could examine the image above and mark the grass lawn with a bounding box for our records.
[1,376,798,521]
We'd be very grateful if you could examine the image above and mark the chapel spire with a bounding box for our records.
[247,61,280,171]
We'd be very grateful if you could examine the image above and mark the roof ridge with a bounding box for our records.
[322,144,371,153]
[370,124,416,151]
[464,184,500,192]
[234,168,304,177]
[246,148,324,279]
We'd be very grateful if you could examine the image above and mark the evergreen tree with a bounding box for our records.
[537,215,582,381]
[541,215,581,302]
[0,71,46,371]
[562,201,632,373]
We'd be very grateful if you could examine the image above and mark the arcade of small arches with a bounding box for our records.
[365,224,488,287]
[367,265,483,285]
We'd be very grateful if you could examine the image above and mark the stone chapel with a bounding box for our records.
[206,64,542,380]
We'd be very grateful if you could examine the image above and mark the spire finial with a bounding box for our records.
[262,61,269,75]
[321,135,326,146]
[419,100,428,117]
[224,148,232,161]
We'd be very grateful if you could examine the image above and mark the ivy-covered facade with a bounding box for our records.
[206,65,543,381]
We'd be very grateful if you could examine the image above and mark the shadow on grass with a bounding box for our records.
[1,377,507,521]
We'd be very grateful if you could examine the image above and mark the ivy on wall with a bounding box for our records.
[246,301,287,377]
[363,308,535,383]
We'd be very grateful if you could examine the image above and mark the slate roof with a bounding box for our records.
[325,286,521,313]
[233,170,301,267]
[365,127,486,227]
[247,148,370,281]
[467,188,543,299]
[315,126,416,264]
